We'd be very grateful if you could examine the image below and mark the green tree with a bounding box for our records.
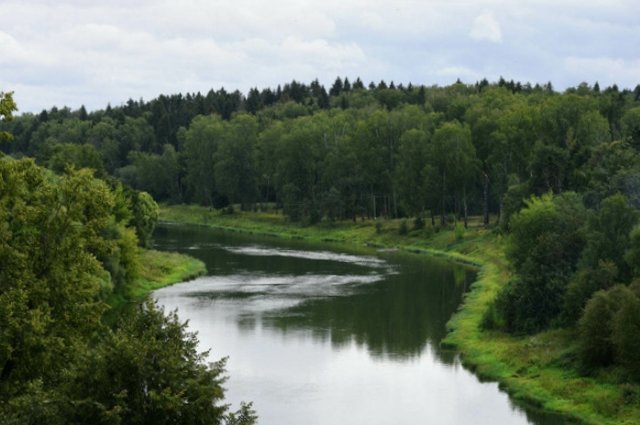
[181,115,225,206]
[214,114,258,209]
[87,117,122,172]
[395,129,430,217]
[0,158,114,397]
[612,291,640,379]
[430,121,479,226]
[621,107,640,148]
[46,143,105,176]
[578,285,630,368]
[131,190,159,248]
[497,193,587,332]
[68,300,233,425]
[0,91,17,143]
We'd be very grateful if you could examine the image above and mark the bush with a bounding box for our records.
[578,284,637,372]
[613,295,640,379]
[578,288,619,368]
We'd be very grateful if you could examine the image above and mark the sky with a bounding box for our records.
[1,0,639,113]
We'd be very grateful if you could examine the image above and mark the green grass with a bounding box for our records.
[107,248,206,312]
[131,249,207,298]
[159,204,640,424]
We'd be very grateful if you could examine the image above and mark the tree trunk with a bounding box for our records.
[440,172,446,225]
[392,186,398,219]
[483,172,489,226]
[463,187,468,229]
[372,192,376,220]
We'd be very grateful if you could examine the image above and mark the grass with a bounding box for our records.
[107,248,206,312]
[132,249,207,298]
[159,204,640,424]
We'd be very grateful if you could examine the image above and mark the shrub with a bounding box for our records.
[613,294,640,379]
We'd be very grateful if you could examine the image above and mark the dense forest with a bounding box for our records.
[0,93,255,424]
[3,75,640,417]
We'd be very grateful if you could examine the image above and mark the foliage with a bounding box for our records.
[578,285,629,368]
[0,157,252,424]
[131,190,159,248]
[68,300,229,425]
[498,193,587,332]
[0,91,17,142]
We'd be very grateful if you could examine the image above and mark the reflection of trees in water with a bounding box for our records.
[264,259,475,363]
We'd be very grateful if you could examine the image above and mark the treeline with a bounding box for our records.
[3,78,640,382]
[3,79,640,227]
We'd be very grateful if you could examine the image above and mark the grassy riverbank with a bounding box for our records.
[107,248,206,311]
[159,204,640,425]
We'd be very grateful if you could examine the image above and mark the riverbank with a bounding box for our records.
[159,204,640,425]
[107,248,206,311]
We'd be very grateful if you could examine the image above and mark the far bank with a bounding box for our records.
[158,204,640,425]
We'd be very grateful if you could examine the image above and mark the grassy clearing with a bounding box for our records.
[159,204,640,424]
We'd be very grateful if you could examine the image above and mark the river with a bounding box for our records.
[153,223,564,425]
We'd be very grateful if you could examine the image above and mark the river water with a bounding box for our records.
[153,223,564,425]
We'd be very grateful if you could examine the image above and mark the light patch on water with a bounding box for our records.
[155,273,384,318]
[224,245,388,268]
[156,272,383,299]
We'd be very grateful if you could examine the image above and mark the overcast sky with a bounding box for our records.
[1,0,639,113]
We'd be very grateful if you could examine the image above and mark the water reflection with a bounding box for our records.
[153,224,567,425]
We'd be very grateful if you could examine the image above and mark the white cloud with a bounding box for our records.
[564,56,640,88]
[0,0,639,112]
[470,12,502,43]
[436,66,480,81]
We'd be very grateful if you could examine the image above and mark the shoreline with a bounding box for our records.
[107,248,207,311]
[158,204,639,425]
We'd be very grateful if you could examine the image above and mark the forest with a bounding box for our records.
[2,76,640,420]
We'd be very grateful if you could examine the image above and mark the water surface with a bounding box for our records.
[153,224,564,425]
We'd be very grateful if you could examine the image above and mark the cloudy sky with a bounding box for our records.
[1,0,639,113]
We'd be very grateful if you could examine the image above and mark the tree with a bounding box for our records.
[214,114,259,209]
[181,115,225,206]
[131,190,159,248]
[579,194,638,277]
[0,91,17,143]
[0,156,252,424]
[497,193,587,332]
[68,300,233,425]
[394,129,430,217]
[46,143,105,176]
[0,158,115,397]
[430,121,478,226]
[578,285,630,368]
[620,107,640,148]
[612,291,640,379]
